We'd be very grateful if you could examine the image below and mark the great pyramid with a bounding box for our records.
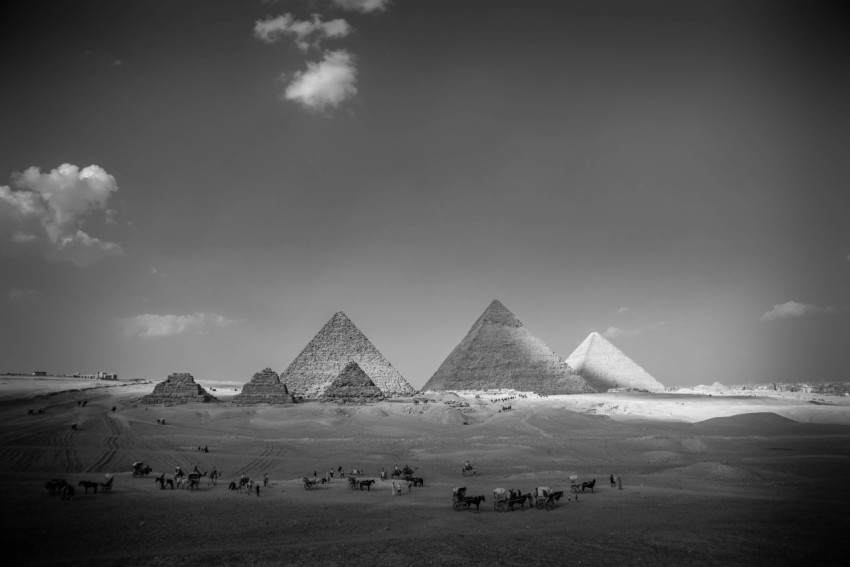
[280,311,415,399]
[141,372,217,404]
[566,332,664,392]
[232,368,294,404]
[422,300,593,394]
[318,362,386,405]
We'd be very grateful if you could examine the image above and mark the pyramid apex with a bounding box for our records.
[481,299,518,324]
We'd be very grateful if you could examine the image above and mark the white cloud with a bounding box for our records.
[332,0,390,13]
[602,326,628,339]
[254,13,351,51]
[602,321,666,340]
[760,301,837,322]
[284,50,357,111]
[0,163,123,266]
[8,288,40,303]
[121,312,241,339]
[617,307,630,315]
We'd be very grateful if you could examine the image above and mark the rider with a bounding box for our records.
[464,460,471,470]
[175,464,184,477]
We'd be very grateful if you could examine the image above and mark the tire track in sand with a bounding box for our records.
[232,442,282,477]
[86,413,122,473]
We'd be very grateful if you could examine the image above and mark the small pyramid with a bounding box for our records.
[566,332,664,391]
[280,311,415,398]
[141,372,217,404]
[232,368,295,404]
[422,300,593,394]
[319,362,386,405]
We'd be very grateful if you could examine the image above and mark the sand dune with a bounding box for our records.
[1,377,848,566]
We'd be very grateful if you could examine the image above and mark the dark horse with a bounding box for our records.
[581,479,596,493]
[405,476,424,487]
[78,480,98,494]
[358,479,376,491]
[464,495,486,511]
[155,474,174,490]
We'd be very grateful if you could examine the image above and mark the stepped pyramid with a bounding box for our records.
[319,362,386,405]
[566,332,664,392]
[280,311,415,398]
[232,368,294,404]
[141,372,217,404]
[422,300,593,394]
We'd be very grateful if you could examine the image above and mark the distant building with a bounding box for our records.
[32,371,47,376]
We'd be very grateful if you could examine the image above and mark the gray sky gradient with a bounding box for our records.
[1,0,848,388]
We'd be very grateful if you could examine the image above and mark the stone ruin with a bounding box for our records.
[281,311,415,399]
[232,368,295,404]
[422,299,594,395]
[318,362,386,405]
[140,373,217,405]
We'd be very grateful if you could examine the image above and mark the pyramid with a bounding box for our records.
[422,300,593,394]
[232,368,294,404]
[566,332,664,392]
[319,362,386,405]
[141,373,217,404]
[280,311,415,398]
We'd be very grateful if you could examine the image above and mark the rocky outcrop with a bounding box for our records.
[280,311,415,398]
[318,362,386,405]
[232,368,295,404]
[423,300,593,394]
[566,332,664,392]
[141,373,217,404]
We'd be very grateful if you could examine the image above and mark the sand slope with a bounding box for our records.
[1,378,848,566]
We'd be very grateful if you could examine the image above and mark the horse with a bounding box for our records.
[358,479,376,491]
[100,475,113,493]
[155,474,174,490]
[187,478,200,491]
[508,493,532,511]
[78,480,98,494]
[581,479,596,493]
[208,470,220,486]
[228,481,237,491]
[408,476,424,487]
[464,495,486,511]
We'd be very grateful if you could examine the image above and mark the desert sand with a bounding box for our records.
[1,376,848,566]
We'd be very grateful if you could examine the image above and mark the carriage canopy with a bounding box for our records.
[453,486,467,499]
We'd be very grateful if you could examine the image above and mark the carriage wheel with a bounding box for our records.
[453,501,463,511]
[546,499,556,511]
[536,499,544,510]
[496,500,507,512]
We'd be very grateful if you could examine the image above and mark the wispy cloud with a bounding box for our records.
[332,0,390,13]
[284,49,357,111]
[760,301,838,322]
[120,312,241,339]
[0,163,123,266]
[616,307,631,315]
[254,13,351,51]
[8,288,40,303]
[602,321,666,340]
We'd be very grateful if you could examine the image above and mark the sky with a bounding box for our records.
[1,0,848,388]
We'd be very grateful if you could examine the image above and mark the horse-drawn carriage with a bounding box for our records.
[493,488,530,512]
[132,461,152,477]
[461,462,476,477]
[533,486,564,511]
[452,486,486,511]
[303,477,320,490]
